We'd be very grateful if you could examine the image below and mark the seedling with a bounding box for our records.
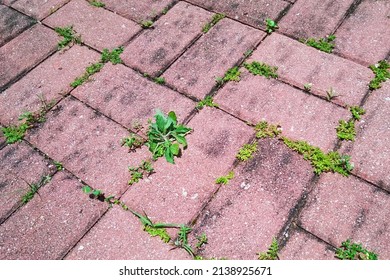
[154,77,166,85]
[146,110,192,164]
[236,141,258,161]
[82,185,105,201]
[175,225,194,257]
[255,121,281,139]
[88,0,105,7]
[301,35,336,53]
[304,83,312,92]
[326,87,339,101]
[202,13,225,33]
[128,160,154,185]
[336,239,378,260]
[121,133,145,151]
[265,18,278,34]
[54,26,81,49]
[21,175,51,204]
[101,47,124,65]
[196,233,208,248]
[196,96,219,110]
[368,60,390,90]
[258,237,279,260]
[141,20,153,28]
[244,61,278,79]
[215,171,234,185]
[216,66,241,84]
[54,161,64,171]
[350,106,365,121]
[336,120,356,141]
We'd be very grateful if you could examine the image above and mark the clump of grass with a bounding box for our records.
[101,46,124,65]
[368,60,390,90]
[216,66,241,85]
[202,13,225,33]
[236,141,258,161]
[336,120,356,141]
[196,96,219,110]
[141,20,153,28]
[244,61,278,79]
[255,121,281,139]
[54,26,81,49]
[301,35,336,53]
[154,77,165,85]
[336,239,378,260]
[1,124,29,144]
[215,171,234,185]
[350,106,365,121]
[88,0,105,7]
[258,238,279,260]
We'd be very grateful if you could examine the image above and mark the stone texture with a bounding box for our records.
[163,18,264,99]
[0,24,58,90]
[0,171,107,259]
[340,82,390,191]
[300,173,390,259]
[334,0,390,66]
[0,45,100,125]
[215,71,349,152]
[120,107,254,224]
[122,2,212,76]
[192,138,313,260]
[280,228,335,260]
[43,0,141,51]
[0,141,54,224]
[279,0,355,39]
[72,63,195,131]
[9,0,70,20]
[0,5,34,47]
[250,33,373,106]
[66,206,191,260]
[0,128,5,148]
[26,97,149,196]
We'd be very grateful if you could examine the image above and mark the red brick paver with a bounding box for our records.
[7,0,69,20]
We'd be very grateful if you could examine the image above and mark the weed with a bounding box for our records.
[244,61,278,79]
[336,239,378,260]
[301,35,336,53]
[215,171,234,185]
[71,62,104,88]
[216,66,241,84]
[336,120,356,141]
[128,160,154,185]
[82,185,105,201]
[202,13,225,33]
[258,237,279,260]
[254,121,281,139]
[196,233,208,249]
[244,49,253,58]
[54,161,64,171]
[88,0,105,7]
[368,60,390,90]
[154,77,166,85]
[196,96,219,110]
[161,7,168,15]
[141,20,153,28]
[144,225,171,243]
[175,225,194,257]
[350,106,365,121]
[265,18,278,34]
[236,141,257,161]
[304,83,312,92]
[326,87,339,101]
[101,47,124,65]
[21,175,51,204]
[54,26,81,49]
[121,134,145,151]
[146,110,192,164]
[1,124,29,144]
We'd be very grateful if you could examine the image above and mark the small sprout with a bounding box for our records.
[215,171,234,185]
[101,47,124,65]
[236,141,257,161]
[301,35,336,53]
[141,20,153,28]
[55,26,81,49]
[244,61,278,79]
[255,121,281,139]
[265,18,278,34]
[336,239,378,260]
[196,233,208,248]
[326,87,339,101]
[121,134,145,151]
[88,0,105,7]
[161,7,168,15]
[368,60,390,90]
[244,49,253,58]
[82,185,104,200]
[21,175,51,204]
[128,160,154,185]
[304,83,312,92]
[154,77,165,85]
[196,96,219,110]
[202,13,225,33]
[258,238,279,260]
[54,161,64,171]
[219,66,241,83]
[350,106,365,121]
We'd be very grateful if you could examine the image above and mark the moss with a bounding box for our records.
[236,141,258,161]
[301,35,336,53]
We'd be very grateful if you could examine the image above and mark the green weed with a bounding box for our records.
[304,83,312,92]
[336,239,378,260]
[336,120,356,141]
[128,160,154,185]
[255,121,281,139]
[141,20,153,28]
[215,171,234,185]
[1,124,29,144]
[202,13,225,33]
[368,60,390,90]
[196,233,208,249]
[144,225,171,243]
[154,77,166,85]
[196,96,219,110]
[326,87,339,101]
[216,66,241,85]
[71,62,104,88]
[121,133,145,151]
[54,161,64,171]
[236,141,258,161]
[350,106,365,121]
[101,47,124,65]
[88,0,105,7]
[22,175,51,204]
[244,61,278,79]
[258,237,279,260]
[54,26,81,49]
[265,18,278,34]
[301,35,336,53]
[244,49,253,58]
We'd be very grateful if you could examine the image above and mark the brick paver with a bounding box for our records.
[72,63,195,131]
[0,45,100,125]
[122,2,212,76]
[0,129,5,148]
[43,0,141,51]
[163,18,264,99]
[0,171,107,259]
[0,24,58,90]
[334,0,390,66]
[249,33,373,106]
[7,0,69,20]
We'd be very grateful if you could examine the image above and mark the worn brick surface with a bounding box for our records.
[280,228,335,260]
[250,33,373,106]
[279,0,355,39]
[72,63,195,131]
[187,0,289,29]
[66,206,191,260]
[0,45,100,125]
[215,71,349,152]
[26,97,149,196]
[8,0,69,20]
[43,0,141,51]
[0,24,58,90]
[120,107,254,224]
[0,5,34,47]
[163,18,264,99]
[0,171,107,259]
[334,0,390,66]
[300,173,390,259]
[0,141,53,224]
[0,128,5,148]
[122,2,212,76]
[191,138,313,260]
[103,0,174,22]
[340,82,390,191]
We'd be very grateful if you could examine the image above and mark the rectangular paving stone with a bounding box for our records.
[334,0,390,66]
[26,97,149,196]
[187,0,290,29]
[340,82,390,191]
[122,2,212,76]
[8,0,69,20]
[0,45,100,125]
[279,0,355,39]
[120,107,254,224]
[191,138,313,260]
[0,24,58,91]
[0,4,34,47]
[66,206,191,260]
[300,173,390,259]
[103,0,175,22]
[250,33,374,106]
[0,171,107,259]
[72,63,195,131]
[163,18,264,99]
[43,0,141,51]
[0,141,54,224]
[215,71,350,152]
[0,128,5,148]
[279,228,335,260]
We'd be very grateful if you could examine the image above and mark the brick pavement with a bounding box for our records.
[0,0,389,260]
